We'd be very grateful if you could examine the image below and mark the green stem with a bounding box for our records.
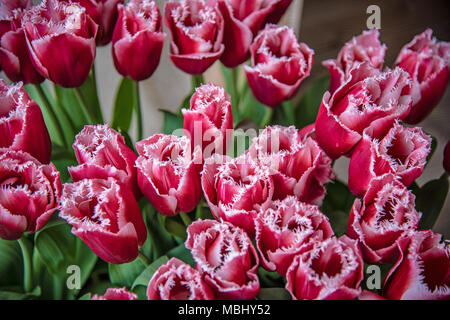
[261,108,274,128]
[17,237,33,293]
[74,87,97,124]
[230,67,240,125]
[34,84,66,147]
[138,250,150,266]
[91,64,104,123]
[133,81,143,141]
[281,101,295,125]
[179,212,192,228]
[191,74,204,91]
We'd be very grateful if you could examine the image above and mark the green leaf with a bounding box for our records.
[144,206,177,260]
[159,215,187,241]
[52,158,77,183]
[118,128,137,154]
[257,288,291,300]
[167,244,195,267]
[34,221,98,298]
[221,65,240,125]
[0,239,23,287]
[112,77,135,133]
[108,259,146,288]
[414,173,449,230]
[425,135,437,168]
[79,69,103,123]
[320,179,356,236]
[0,286,41,300]
[257,268,284,288]
[131,256,169,291]
[53,84,86,134]
[295,75,330,129]
[160,109,184,135]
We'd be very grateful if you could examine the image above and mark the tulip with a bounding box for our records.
[147,258,215,300]
[348,122,431,197]
[382,230,450,300]
[69,124,140,198]
[91,287,137,300]
[244,25,314,107]
[112,0,165,81]
[395,29,450,124]
[73,0,123,46]
[0,0,44,84]
[218,0,292,67]
[255,196,334,276]
[323,30,386,94]
[182,83,233,157]
[0,80,51,164]
[22,0,98,88]
[347,174,421,264]
[201,154,274,236]
[136,134,202,216]
[285,236,364,300]
[444,140,450,174]
[0,149,61,240]
[315,63,412,159]
[186,219,260,299]
[164,0,224,75]
[247,125,334,206]
[59,177,147,264]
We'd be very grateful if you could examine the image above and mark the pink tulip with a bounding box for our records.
[255,196,333,276]
[147,258,215,300]
[395,29,450,124]
[0,149,61,240]
[0,80,51,164]
[91,287,137,300]
[347,174,421,264]
[186,219,260,299]
[164,0,224,75]
[59,177,147,264]
[348,122,431,197]
[244,24,314,107]
[112,0,165,81]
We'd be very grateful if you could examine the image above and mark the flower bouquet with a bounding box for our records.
[0,0,449,301]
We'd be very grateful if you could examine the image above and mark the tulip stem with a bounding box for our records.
[138,250,150,266]
[179,212,192,228]
[74,87,97,125]
[91,64,104,123]
[133,81,143,141]
[34,84,67,148]
[191,74,204,91]
[230,67,240,125]
[281,101,295,125]
[17,237,33,293]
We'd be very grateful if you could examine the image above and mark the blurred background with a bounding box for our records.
[2,0,449,236]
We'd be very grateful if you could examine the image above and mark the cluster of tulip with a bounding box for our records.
[0,0,449,301]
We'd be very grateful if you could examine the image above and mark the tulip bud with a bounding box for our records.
[0,0,44,84]
[91,287,137,300]
[182,83,233,158]
[348,122,431,197]
[315,63,412,159]
[147,258,215,300]
[59,178,147,264]
[347,174,421,264]
[255,196,334,276]
[382,230,450,300]
[164,0,224,75]
[0,80,51,164]
[22,0,98,88]
[186,219,260,300]
[136,134,202,216]
[0,149,61,240]
[69,124,140,198]
[323,30,386,94]
[395,29,450,124]
[112,0,165,81]
[285,236,364,300]
[244,25,314,107]
[72,0,123,46]
[218,0,292,67]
